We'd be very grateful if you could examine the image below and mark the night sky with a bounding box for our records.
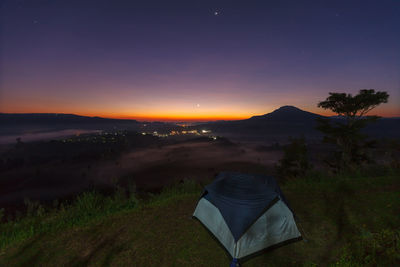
[1,0,399,121]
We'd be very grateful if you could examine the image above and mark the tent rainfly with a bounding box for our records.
[193,172,302,266]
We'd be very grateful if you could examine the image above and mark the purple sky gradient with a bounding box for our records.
[1,0,399,120]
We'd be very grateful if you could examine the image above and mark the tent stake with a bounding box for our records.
[230,258,240,267]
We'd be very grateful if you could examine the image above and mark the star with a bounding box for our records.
[214,11,219,16]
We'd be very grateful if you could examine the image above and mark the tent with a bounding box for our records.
[193,172,302,266]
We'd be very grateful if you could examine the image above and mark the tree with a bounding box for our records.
[276,136,310,179]
[316,89,389,170]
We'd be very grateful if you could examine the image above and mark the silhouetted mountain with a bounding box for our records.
[0,113,141,135]
[249,105,324,122]
[0,113,183,137]
[194,106,400,142]
[0,113,139,124]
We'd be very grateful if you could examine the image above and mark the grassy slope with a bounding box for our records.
[0,168,399,266]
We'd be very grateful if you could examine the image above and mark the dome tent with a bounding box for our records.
[192,172,302,266]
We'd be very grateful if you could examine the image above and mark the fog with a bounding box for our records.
[0,129,102,144]
[92,141,283,190]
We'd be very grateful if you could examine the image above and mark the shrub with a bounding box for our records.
[276,137,311,179]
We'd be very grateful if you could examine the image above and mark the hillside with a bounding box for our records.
[195,106,400,141]
[0,113,139,124]
[0,114,182,136]
[0,113,141,135]
[0,167,399,266]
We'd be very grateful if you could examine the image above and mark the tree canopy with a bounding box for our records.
[318,89,389,118]
[316,89,389,170]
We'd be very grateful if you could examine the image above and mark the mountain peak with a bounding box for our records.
[249,105,324,121]
[273,105,303,112]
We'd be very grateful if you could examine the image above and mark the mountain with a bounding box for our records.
[248,105,324,122]
[0,113,141,135]
[0,113,139,124]
[191,106,325,142]
[194,106,400,142]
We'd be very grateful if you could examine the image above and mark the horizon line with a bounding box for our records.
[1,109,399,122]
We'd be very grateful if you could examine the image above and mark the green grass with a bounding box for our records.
[0,168,399,266]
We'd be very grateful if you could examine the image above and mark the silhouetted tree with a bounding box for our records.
[276,136,310,179]
[316,89,389,170]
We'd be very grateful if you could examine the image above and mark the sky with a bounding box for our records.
[1,0,399,121]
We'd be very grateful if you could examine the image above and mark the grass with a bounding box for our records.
[0,186,139,250]
[0,167,399,266]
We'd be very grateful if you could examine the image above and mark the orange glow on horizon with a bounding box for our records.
[77,112,250,122]
[69,105,400,120]
[1,104,399,121]
[3,109,399,122]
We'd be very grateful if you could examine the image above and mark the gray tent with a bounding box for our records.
[193,172,302,266]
